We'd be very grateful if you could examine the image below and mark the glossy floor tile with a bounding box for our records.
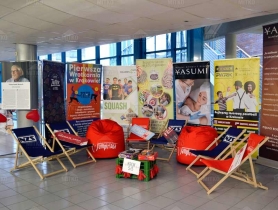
[0,133,277,210]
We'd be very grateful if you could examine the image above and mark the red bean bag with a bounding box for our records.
[176,126,218,165]
[86,119,125,158]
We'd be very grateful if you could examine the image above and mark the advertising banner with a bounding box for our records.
[136,58,174,133]
[259,23,278,162]
[66,63,102,136]
[102,66,138,126]
[43,60,66,124]
[213,58,260,134]
[174,61,211,125]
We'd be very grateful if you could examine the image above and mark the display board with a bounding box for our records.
[102,66,138,125]
[174,61,211,125]
[1,61,38,110]
[136,58,174,133]
[259,23,278,162]
[66,63,102,136]
[213,58,260,134]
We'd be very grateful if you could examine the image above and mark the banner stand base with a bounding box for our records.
[256,157,278,170]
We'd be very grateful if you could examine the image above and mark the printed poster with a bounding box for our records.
[66,63,102,136]
[213,58,260,134]
[174,61,211,125]
[260,23,278,161]
[1,61,38,110]
[102,66,138,126]
[136,58,174,133]
[2,83,30,109]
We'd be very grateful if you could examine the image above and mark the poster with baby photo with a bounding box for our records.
[136,58,174,133]
[174,61,211,125]
[102,66,138,127]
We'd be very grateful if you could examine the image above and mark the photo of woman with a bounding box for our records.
[159,92,171,106]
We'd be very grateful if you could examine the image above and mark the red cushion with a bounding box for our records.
[176,126,218,165]
[86,119,125,158]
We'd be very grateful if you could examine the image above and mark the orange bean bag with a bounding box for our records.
[176,126,218,165]
[86,119,125,158]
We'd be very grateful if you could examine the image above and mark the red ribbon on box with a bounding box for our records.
[153,164,159,174]
[115,165,122,174]
[138,170,146,181]
[123,172,131,178]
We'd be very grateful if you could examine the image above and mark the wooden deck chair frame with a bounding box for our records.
[152,119,187,161]
[197,136,269,195]
[126,117,153,151]
[186,127,246,178]
[8,126,68,180]
[46,121,96,168]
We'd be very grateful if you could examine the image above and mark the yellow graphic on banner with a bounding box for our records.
[214,58,260,112]
[136,58,174,133]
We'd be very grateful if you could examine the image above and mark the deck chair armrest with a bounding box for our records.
[199,155,214,160]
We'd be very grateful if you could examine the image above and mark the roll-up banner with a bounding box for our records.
[136,59,174,133]
[213,58,260,134]
[259,23,278,165]
[43,61,66,124]
[102,66,138,135]
[174,61,211,125]
[66,63,102,137]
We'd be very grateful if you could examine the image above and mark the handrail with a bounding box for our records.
[205,43,263,68]
[204,43,222,56]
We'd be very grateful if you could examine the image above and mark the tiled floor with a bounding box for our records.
[0,131,278,210]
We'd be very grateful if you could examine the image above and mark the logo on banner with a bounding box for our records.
[18,135,37,143]
[264,26,278,36]
[95,142,117,151]
[170,125,182,132]
[223,135,236,143]
[178,147,196,156]
[51,73,61,90]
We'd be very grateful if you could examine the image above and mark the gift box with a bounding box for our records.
[138,152,158,161]
[118,149,141,159]
[115,158,159,181]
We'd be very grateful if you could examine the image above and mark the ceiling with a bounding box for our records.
[0,0,278,61]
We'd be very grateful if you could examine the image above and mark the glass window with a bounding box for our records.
[121,40,134,55]
[146,37,155,52]
[146,52,171,59]
[146,33,171,52]
[82,47,95,60]
[52,53,61,62]
[176,49,187,63]
[66,50,77,62]
[39,55,48,60]
[100,58,117,66]
[176,31,187,48]
[121,56,134,66]
[100,43,116,58]
[146,53,155,59]
[82,60,95,64]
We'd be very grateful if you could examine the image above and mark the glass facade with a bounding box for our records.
[44,30,188,65]
[38,55,48,60]
[66,50,77,62]
[52,53,62,62]
[82,47,95,61]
